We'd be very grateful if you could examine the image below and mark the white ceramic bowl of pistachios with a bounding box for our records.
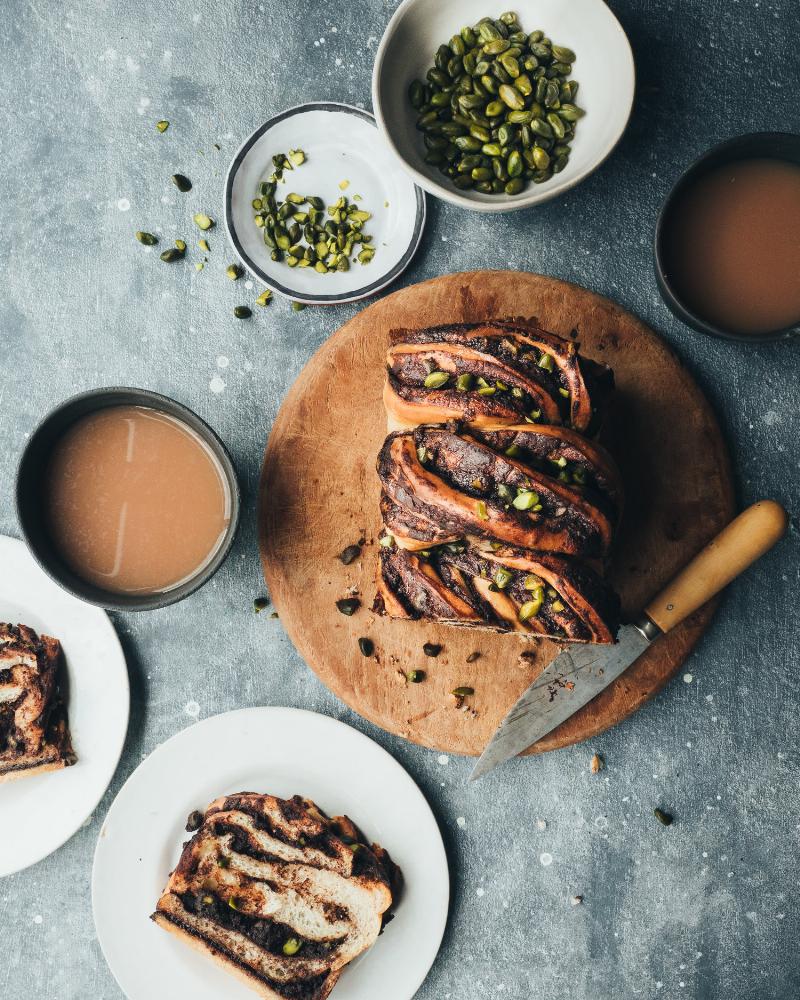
[372,0,635,213]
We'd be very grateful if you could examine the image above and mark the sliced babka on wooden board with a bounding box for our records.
[259,270,734,756]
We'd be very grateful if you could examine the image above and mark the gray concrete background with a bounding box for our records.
[1,1,798,998]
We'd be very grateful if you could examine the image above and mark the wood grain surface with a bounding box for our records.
[258,271,735,757]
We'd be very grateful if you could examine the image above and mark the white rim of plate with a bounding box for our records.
[371,0,636,214]
[224,102,427,304]
[92,706,450,1000]
[0,535,129,877]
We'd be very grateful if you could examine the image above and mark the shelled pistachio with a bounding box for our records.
[408,11,584,196]
[253,153,377,275]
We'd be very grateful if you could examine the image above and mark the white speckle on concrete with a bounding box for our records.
[184,700,200,718]
[683,673,693,683]
[216,355,229,369]
[476,887,485,897]
[437,754,449,766]
[540,853,553,867]
[456,816,466,828]
[192,12,201,23]
[136,96,151,116]
[335,57,342,66]
[244,280,253,290]
[746,911,758,922]
[209,376,225,394]
[125,56,140,72]
[243,360,253,372]
[536,818,547,830]
[762,410,781,426]
[117,198,130,211]
[33,915,42,925]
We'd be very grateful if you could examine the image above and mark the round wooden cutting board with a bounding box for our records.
[259,271,734,757]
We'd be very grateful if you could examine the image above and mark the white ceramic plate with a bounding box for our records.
[93,707,449,1000]
[0,535,129,877]
[225,103,426,304]
[373,0,636,212]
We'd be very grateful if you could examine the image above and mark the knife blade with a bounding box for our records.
[469,499,788,781]
[469,621,652,780]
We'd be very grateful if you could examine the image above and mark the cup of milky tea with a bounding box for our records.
[655,131,800,343]
[16,388,241,611]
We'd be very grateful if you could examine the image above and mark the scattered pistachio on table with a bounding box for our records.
[171,173,192,192]
[233,305,251,319]
[407,670,426,683]
[654,808,674,826]
[135,231,158,245]
[253,597,270,613]
[357,637,374,657]
[255,289,273,307]
[423,642,442,657]
[156,119,169,133]
[192,212,215,231]
[590,753,604,774]
[226,263,243,280]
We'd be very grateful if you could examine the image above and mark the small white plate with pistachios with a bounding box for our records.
[225,103,426,305]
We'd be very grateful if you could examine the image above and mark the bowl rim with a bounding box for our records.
[371,0,636,214]
[654,130,800,343]
[223,100,426,304]
[15,386,242,612]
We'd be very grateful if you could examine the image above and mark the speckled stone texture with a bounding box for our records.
[0,1,798,998]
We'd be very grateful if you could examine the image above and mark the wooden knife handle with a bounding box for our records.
[644,500,789,634]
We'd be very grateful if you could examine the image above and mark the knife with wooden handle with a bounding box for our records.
[470,500,789,780]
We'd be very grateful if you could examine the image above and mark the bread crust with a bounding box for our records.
[152,913,340,1000]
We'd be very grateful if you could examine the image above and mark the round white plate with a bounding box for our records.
[224,102,426,304]
[0,535,129,877]
[93,707,449,1000]
[373,0,635,212]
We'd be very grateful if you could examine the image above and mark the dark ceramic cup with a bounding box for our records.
[654,131,800,343]
[15,387,241,611]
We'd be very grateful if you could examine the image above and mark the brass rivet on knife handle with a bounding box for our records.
[644,500,788,635]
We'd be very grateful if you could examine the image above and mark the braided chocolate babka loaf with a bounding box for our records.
[384,321,614,434]
[375,322,622,644]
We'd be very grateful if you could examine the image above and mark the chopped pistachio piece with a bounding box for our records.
[171,173,192,192]
[192,212,215,231]
[198,238,210,252]
[135,231,158,245]
[288,149,306,166]
[233,305,251,318]
[156,120,169,132]
[174,239,186,252]
[226,263,243,280]
[336,597,360,616]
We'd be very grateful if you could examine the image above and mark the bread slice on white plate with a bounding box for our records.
[0,623,75,783]
[152,792,402,1000]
